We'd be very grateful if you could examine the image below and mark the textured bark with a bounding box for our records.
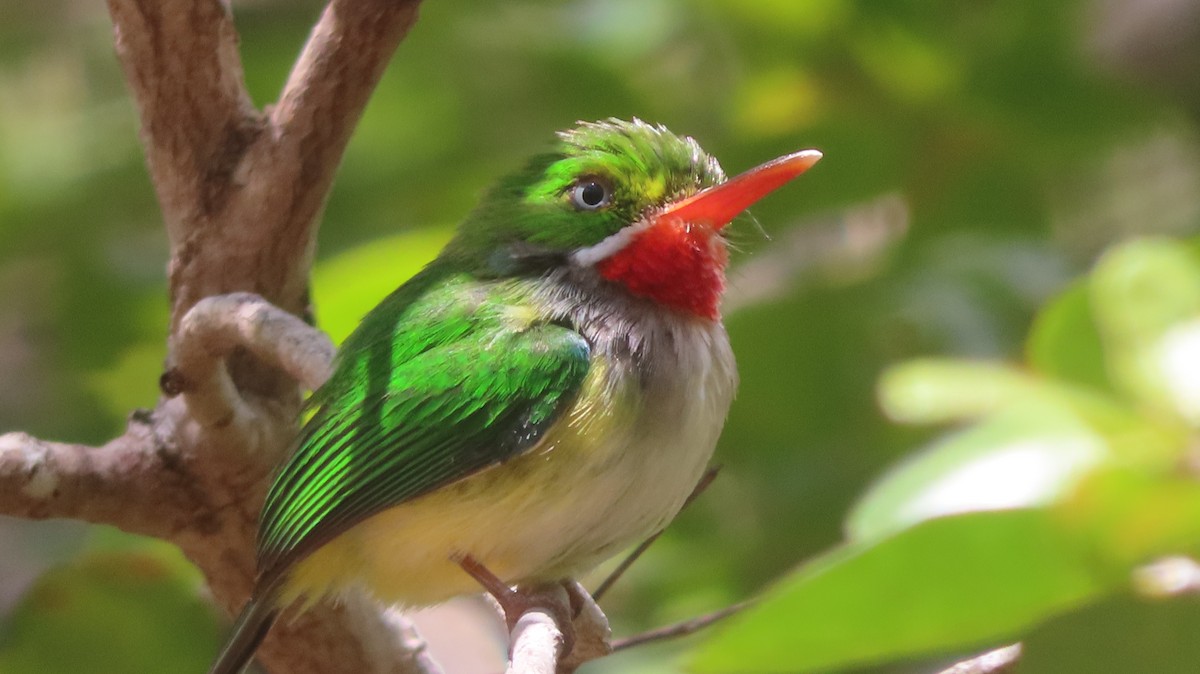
[1,1,431,672]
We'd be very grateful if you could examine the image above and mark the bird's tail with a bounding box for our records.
[208,594,279,674]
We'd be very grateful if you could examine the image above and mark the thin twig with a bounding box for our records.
[725,193,909,315]
[611,601,751,652]
[934,644,1022,674]
[593,466,721,601]
[1134,556,1200,597]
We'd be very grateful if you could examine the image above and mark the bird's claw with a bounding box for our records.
[453,554,612,665]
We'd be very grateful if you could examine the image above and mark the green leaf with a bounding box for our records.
[1027,280,1111,392]
[847,401,1106,541]
[1058,468,1200,567]
[1153,319,1200,426]
[0,542,220,674]
[1021,595,1200,674]
[692,509,1106,674]
[1090,238,1200,417]
[1090,238,1200,349]
[877,358,1038,424]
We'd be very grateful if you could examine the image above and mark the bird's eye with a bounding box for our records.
[569,178,612,211]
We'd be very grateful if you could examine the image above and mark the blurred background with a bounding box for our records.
[1,0,1198,672]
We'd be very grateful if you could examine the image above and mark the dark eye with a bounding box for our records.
[570,178,612,211]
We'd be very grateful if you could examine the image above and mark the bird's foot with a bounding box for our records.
[454,554,612,668]
[556,580,613,673]
[455,554,575,641]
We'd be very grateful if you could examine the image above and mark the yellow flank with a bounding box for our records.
[282,358,639,608]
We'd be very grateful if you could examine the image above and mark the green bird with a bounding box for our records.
[210,118,820,673]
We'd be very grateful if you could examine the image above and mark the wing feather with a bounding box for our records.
[255,278,589,583]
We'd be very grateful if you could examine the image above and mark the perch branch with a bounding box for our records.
[493,467,722,672]
[555,581,613,674]
[508,609,567,674]
[494,582,612,674]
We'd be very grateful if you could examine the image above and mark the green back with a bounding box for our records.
[255,265,590,581]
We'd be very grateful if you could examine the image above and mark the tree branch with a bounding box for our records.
[0,1,442,672]
[556,582,613,674]
[249,597,442,674]
[105,0,261,244]
[268,0,423,234]
[508,609,568,674]
[0,426,175,537]
[481,581,611,674]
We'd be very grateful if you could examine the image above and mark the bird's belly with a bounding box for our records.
[285,323,735,609]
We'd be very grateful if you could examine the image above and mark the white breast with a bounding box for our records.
[510,275,739,576]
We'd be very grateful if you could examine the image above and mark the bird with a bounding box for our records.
[209,118,821,673]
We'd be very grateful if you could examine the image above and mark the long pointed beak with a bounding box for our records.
[657,149,822,229]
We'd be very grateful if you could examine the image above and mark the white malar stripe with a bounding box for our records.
[569,218,655,268]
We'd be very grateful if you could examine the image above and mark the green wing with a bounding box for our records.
[255,272,590,582]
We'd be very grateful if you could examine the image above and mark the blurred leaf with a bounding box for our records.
[878,358,1037,424]
[1060,468,1200,568]
[1090,238,1200,416]
[1027,280,1111,392]
[1021,595,1200,674]
[692,509,1106,674]
[1091,238,1200,347]
[1155,319,1200,426]
[851,21,964,105]
[83,295,169,422]
[0,542,220,674]
[311,227,452,344]
[847,401,1106,541]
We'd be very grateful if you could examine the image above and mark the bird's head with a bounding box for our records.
[449,118,821,321]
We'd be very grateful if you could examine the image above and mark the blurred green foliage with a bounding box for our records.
[0,533,220,673]
[1,0,1198,672]
[696,236,1200,672]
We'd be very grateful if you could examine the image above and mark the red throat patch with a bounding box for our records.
[596,220,728,321]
